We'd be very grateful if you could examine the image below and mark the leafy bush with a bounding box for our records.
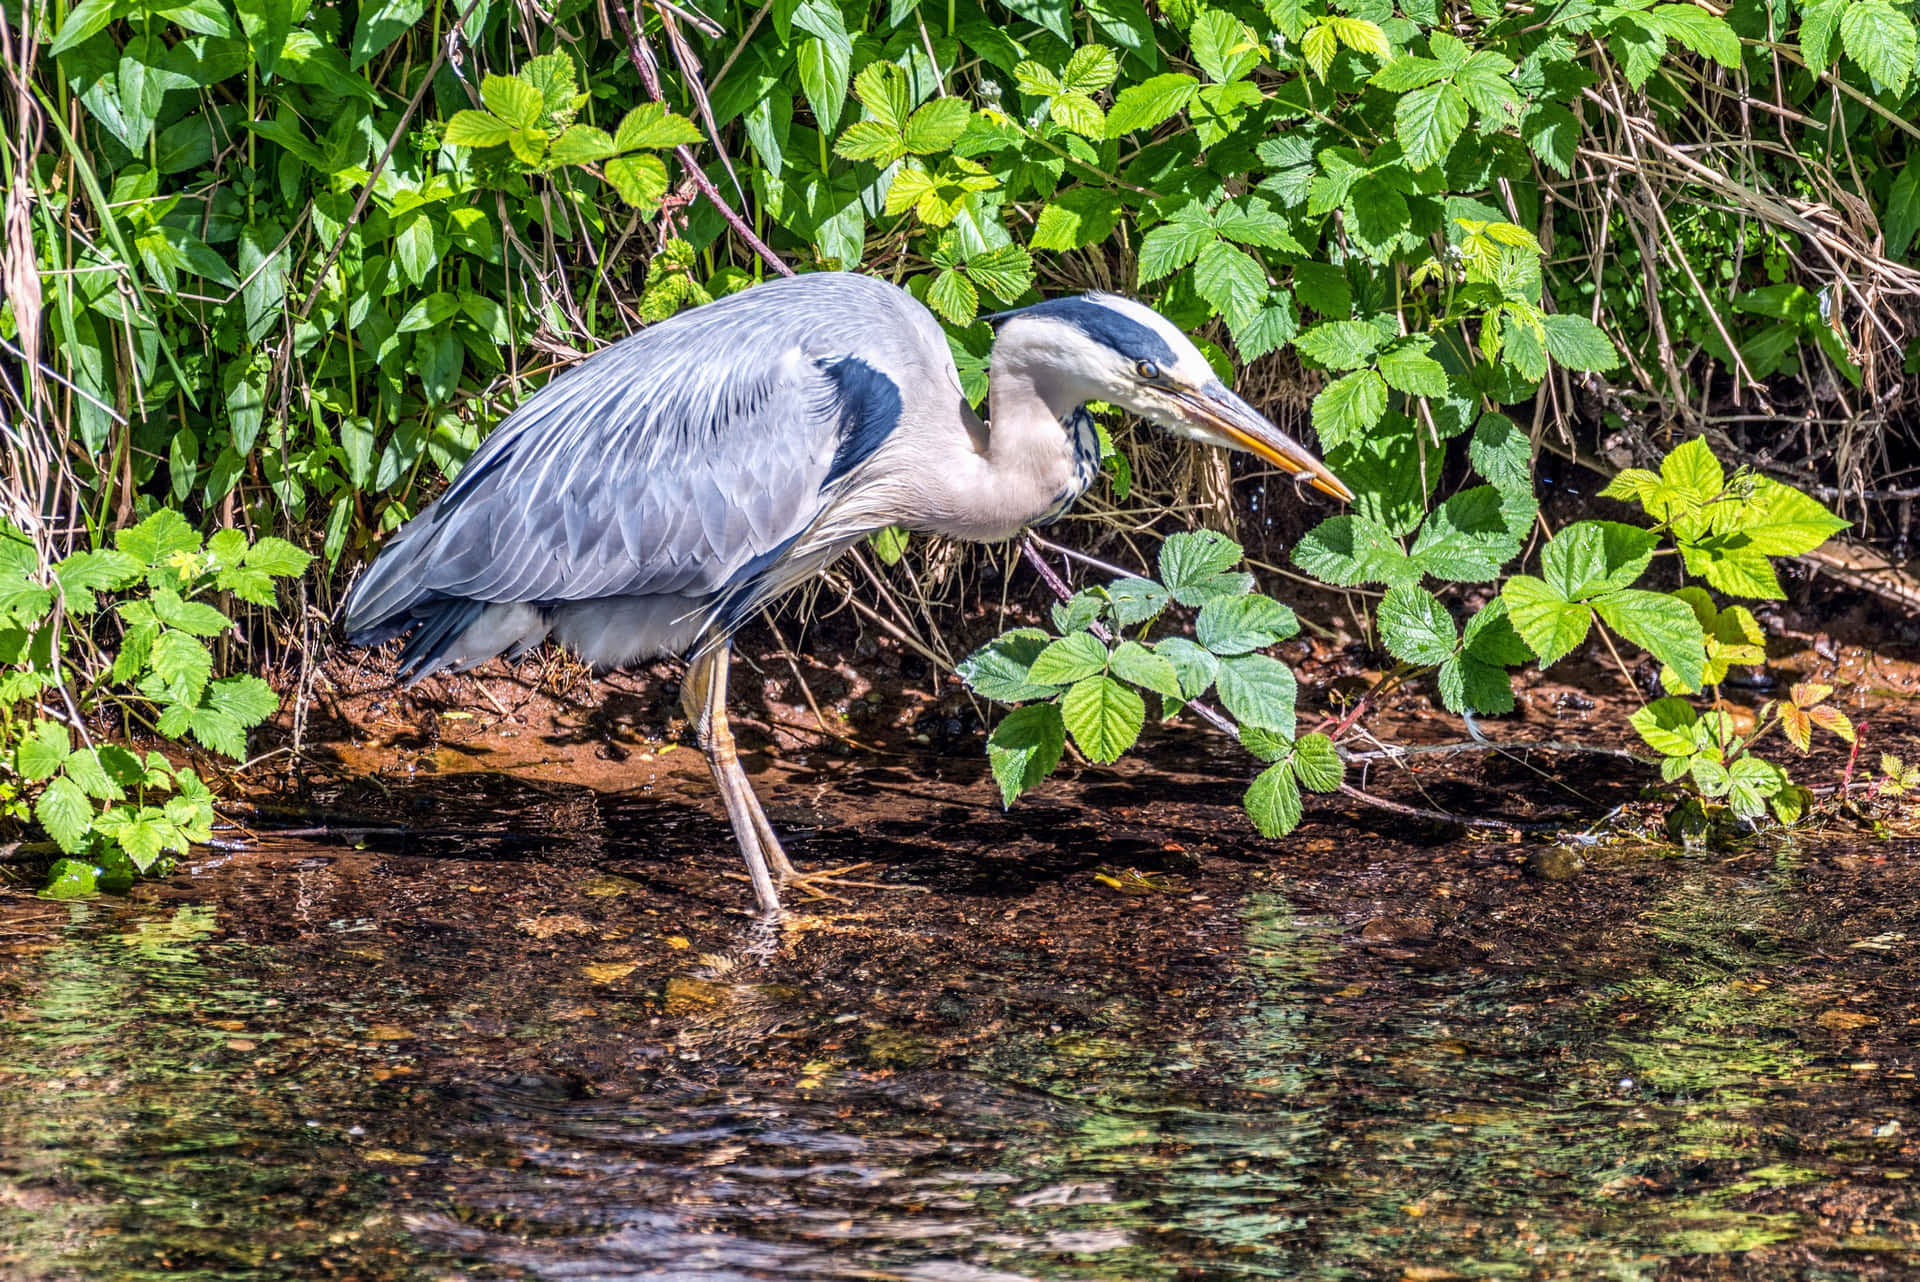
[1,515,310,892]
[963,438,1852,833]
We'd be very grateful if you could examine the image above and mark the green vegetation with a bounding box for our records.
[964,439,1853,835]
[5,0,1917,871]
[1,514,309,892]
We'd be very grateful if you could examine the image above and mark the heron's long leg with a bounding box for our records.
[682,643,783,919]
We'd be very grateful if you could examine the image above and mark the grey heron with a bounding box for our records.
[342,272,1350,918]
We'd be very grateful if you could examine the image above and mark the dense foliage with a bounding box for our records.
[5,0,1918,870]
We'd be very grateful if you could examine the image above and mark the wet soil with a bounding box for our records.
[4,600,1920,1279]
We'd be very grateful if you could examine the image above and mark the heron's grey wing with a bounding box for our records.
[342,275,939,642]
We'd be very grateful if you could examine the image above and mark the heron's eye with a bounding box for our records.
[1136,360,1160,380]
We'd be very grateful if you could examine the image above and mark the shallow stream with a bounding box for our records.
[3,736,1919,1279]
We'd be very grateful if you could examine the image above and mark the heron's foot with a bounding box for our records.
[725,862,926,905]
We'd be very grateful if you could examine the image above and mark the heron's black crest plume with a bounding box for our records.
[983,294,1178,368]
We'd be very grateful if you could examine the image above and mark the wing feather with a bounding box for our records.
[344,273,947,641]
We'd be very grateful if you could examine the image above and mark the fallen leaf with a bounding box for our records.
[362,1149,428,1165]
[365,1024,415,1041]
[665,935,691,950]
[1817,1009,1878,1030]
[583,961,638,984]
[518,913,594,939]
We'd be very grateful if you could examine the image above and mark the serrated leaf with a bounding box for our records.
[36,777,93,853]
[1839,0,1914,94]
[1296,320,1387,372]
[149,631,213,704]
[1541,521,1659,600]
[1061,674,1145,764]
[1155,637,1220,699]
[1809,704,1856,743]
[1311,369,1388,450]
[1245,760,1304,837]
[188,707,248,759]
[481,74,544,130]
[1030,632,1112,685]
[1541,313,1620,371]
[1109,641,1184,702]
[988,703,1067,806]
[1215,653,1297,735]
[1194,240,1267,326]
[206,675,279,727]
[1735,478,1849,556]
[1437,654,1516,714]
[1378,586,1458,666]
[1196,595,1299,655]
[548,125,616,166]
[614,103,705,151]
[1106,73,1199,135]
[16,720,70,781]
[1640,3,1742,69]
[151,587,233,637]
[1031,188,1125,250]
[1291,733,1344,792]
[1294,514,1417,588]
[927,268,978,324]
[1501,575,1592,667]
[1138,208,1215,282]
[964,245,1034,302]
[1593,589,1706,692]
[604,154,670,209]
[1410,486,1525,582]
[1630,696,1699,756]
[1396,82,1468,171]
[1159,530,1244,596]
[903,97,971,153]
[1049,92,1107,138]
[1377,339,1450,397]
[1105,576,1171,626]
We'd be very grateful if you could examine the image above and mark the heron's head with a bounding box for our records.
[987,294,1352,501]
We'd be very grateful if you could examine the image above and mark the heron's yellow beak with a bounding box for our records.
[1174,380,1353,502]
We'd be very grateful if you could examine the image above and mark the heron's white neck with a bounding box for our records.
[907,348,1100,542]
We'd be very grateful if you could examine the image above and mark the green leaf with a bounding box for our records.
[50,0,115,56]
[1378,586,1458,666]
[151,586,232,637]
[1294,514,1417,588]
[1541,521,1660,600]
[1061,674,1146,764]
[1734,477,1849,556]
[964,244,1035,302]
[1370,55,1448,91]
[1194,240,1267,326]
[1062,44,1121,92]
[1138,206,1215,282]
[206,675,279,727]
[1109,641,1185,702]
[1029,631,1112,684]
[903,98,971,153]
[1310,369,1388,450]
[1196,595,1299,655]
[1048,92,1106,138]
[851,60,912,132]
[797,35,852,135]
[1886,162,1920,260]
[1640,3,1743,69]
[37,777,93,853]
[1678,536,1785,599]
[1296,320,1387,372]
[836,119,904,163]
[117,509,201,567]
[1214,653,1297,735]
[604,155,670,210]
[615,103,704,151]
[350,0,425,68]
[1501,575,1592,667]
[1396,82,1468,171]
[16,720,71,782]
[1191,9,1262,82]
[244,536,311,577]
[1800,0,1843,68]
[1291,733,1344,792]
[988,703,1067,806]
[1436,654,1516,714]
[927,268,978,324]
[1104,576,1171,626]
[1377,338,1450,397]
[548,125,617,166]
[1106,73,1199,135]
[53,549,142,613]
[187,707,247,759]
[481,74,544,130]
[1629,696,1699,757]
[39,858,100,900]
[1541,313,1620,371]
[1154,637,1220,699]
[61,747,124,801]
[1593,589,1707,692]
[1409,486,1525,582]
[1839,0,1915,93]
[1468,411,1531,497]
[149,631,213,704]
[1158,529,1243,597]
[960,629,1062,701]
[1031,188,1125,251]
[444,110,517,148]
[1245,761,1304,837]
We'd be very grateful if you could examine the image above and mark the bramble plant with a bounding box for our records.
[962,438,1851,836]
[1,514,311,894]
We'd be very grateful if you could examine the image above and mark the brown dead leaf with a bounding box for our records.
[583,961,638,984]
[1817,1009,1878,1030]
[518,913,594,939]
